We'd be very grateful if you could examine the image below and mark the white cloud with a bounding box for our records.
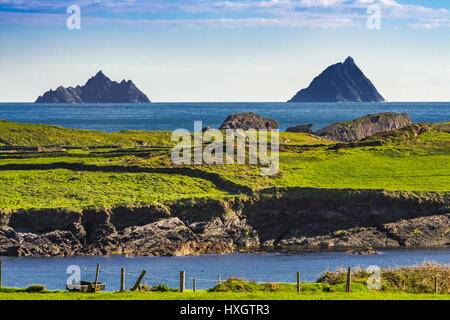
[0,0,449,29]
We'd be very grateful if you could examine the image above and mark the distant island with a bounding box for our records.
[288,57,385,103]
[35,71,150,103]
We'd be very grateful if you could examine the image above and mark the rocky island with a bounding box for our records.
[35,71,150,103]
[288,57,385,103]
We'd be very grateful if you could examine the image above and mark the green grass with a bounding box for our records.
[0,169,231,210]
[0,288,447,300]
[0,120,174,148]
[200,131,450,191]
[0,291,447,300]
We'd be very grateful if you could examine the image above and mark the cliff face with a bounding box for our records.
[288,57,385,103]
[0,189,448,257]
[314,112,412,142]
[35,71,150,103]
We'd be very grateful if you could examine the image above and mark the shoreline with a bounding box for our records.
[1,189,449,257]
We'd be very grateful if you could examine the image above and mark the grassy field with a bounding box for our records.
[0,169,231,210]
[1,276,448,300]
[0,120,448,210]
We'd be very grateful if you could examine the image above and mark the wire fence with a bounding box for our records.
[1,261,448,293]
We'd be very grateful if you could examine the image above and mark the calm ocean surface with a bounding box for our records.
[1,250,449,291]
[0,102,449,132]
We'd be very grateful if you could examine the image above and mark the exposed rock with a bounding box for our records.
[0,190,448,257]
[314,112,412,142]
[345,247,380,255]
[286,124,313,133]
[35,71,150,103]
[288,57,385,102]
[219,112,279,130]
[202,126,214,132]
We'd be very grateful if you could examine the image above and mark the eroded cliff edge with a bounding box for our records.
[1,189,448,257]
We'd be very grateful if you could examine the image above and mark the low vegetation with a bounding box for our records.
[318,263,449,294]
[0,121,448,210]
[0,264,448,300]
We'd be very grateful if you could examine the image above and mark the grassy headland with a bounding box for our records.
[0,120,449,210]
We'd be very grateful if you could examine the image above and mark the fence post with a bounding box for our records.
[297,272,300,293]
[180,271,185,292]
[131,270,146,291]
[193,278,196,293]
[94,264,100,292]
[346,267,351,293]
[120,268,125,292]
[218,274,221,285]
[434,276,438,295]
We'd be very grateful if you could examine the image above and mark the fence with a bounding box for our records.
[0,260,448,294]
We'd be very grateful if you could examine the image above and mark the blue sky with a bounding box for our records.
[0,0,449,102]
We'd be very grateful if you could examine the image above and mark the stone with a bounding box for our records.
[219,112,278,130]
[286,124,313,133]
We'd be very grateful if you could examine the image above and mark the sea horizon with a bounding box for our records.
[0,101,448,133]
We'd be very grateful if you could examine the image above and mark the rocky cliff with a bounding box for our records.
[314,112,412,142]
[288,57,385,103]
[35,71,150,103]
[0,189,448,257]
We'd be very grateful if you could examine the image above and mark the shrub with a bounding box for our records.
[150,284,177,292]
[317,263,450,294]
[209,278,256,292]
[262,282,280,292]
[25,285,46,293]
[208,278,280,293]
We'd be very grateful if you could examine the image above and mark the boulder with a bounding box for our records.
[314,112,412,142]
[219,112,279,130]
[286,124,313,133]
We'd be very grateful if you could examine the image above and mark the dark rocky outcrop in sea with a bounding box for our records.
[288,57,385,103]
[286,124,313,133]
[35,71,150,103]
[314,112,412,142]
[0,189,448,257]
[219,112,279,130]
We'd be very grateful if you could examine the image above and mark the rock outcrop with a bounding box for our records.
[219,112,279,130]
[314,112,412,142]
[0,189,448,257]
[35,71,150,103]
[288,57,385,102]
[286,124,313,133]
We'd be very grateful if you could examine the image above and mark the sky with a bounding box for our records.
[0,0,449,102]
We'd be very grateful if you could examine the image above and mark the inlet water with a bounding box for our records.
[1,249,448,291]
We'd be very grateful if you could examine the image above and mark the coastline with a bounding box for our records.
[1,189,448,257]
